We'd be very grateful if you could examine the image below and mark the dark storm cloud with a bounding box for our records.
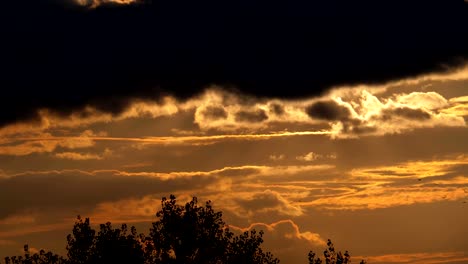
[380,107,432,121]
[269,104,285,116]
[305,101,351,121]
[201,106,228,120]
[0,170,213,219]
[235,109,268,123]
[1,0,467,126]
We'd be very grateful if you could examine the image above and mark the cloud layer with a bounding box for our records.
[1,0,468,126]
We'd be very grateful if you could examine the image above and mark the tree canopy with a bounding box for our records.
[3,195,365,264]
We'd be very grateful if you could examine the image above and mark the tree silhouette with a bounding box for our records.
[66,216,145,264]
[4,245,66,264]
[148,195,279,264]
[2,195,363,264]
[66,216,95,264]
[308,239,366,264]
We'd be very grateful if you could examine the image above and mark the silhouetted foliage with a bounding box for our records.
[4,245,66,264]
[3,195,363,264]
[147,195,279,264]
[66,216,95,264]
[308,239,366,264]
[66,217,145,264]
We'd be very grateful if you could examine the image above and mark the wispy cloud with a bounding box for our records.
[296,156,468,210]
[0,130,97,156]
[350,155,468,180]
[229,219,325,246]
[55,148,112,161]
[0,130,330,156]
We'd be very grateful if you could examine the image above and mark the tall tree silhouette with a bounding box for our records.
[66,216,95,264]
[147,195,279,264]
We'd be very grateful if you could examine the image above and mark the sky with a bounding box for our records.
[0,0,468,263]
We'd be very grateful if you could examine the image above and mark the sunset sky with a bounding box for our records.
[1,1,467,263]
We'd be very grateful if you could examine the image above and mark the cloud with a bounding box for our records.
[188,89,465,136]
[234,190,303,217]
[200,106,228,120]
[0,163,335,220]
[296,152,337,162]
[351,155,468,180]
[0,130,97,156]
[74,0,141,8]
[108,131,330,146]
[235,109,269,123]
[1,0,467,127]
[192,90,315,131]
[325,90,466,138]
[89,195,161,223]
[269,154,285,161]
[113,165,263,180]
[269,103,285,116]
[230,219,324,246]
[296,152,320,162]
[0,87,464,141]
[305,186,467,210]
[296,156,468,210]
[396,92,449,110]
[306,101,352,121]
[442,96,468,118]
[228,220,325,263]
[0,169,216,219]
[379,107,431,121]
[55,148,112,160]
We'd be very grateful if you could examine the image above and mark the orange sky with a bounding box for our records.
[0,67,467,264]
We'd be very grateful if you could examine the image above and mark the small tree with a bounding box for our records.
[4,245,66,264]
[308,239,366,264]
[148,195,279,264]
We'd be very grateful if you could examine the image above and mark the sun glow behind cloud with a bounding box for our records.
[74,0,140,8]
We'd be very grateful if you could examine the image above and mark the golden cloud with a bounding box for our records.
[55,148,112,161]
[230,190,304,217]
[296,152,336,162]
[304,186,467,210]
[0,130,329,157]
[351,155,468,180]
[229,219,325,247]
[292,156,468,210]
[1,69,465,143]
[0,130,97,156]
[269,154,285,161]
[326,90,465,138]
